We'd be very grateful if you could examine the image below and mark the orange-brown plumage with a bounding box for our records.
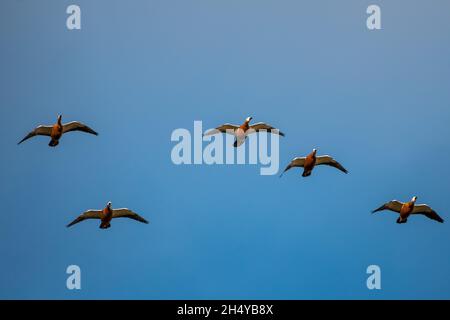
[203,116,284,148]
[18,115,98,147]
[302,149,317,177]
[99,203,113,229]
[67,201,149,229]
[280,148,347,178]
[372,196,444,224]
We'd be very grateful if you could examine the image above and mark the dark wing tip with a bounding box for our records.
[422,210,445,223]
[372,206,384,214]
[139,217,149,224]
[66,217,81,228]
[335,162,348,174]
[134,214,149,224]
[268,128,285,136]
[88,128,98,136]
[279,165,292,177]
[18,135,30,145]
[435,214,444,223]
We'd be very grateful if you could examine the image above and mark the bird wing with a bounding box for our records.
[412,204,444,223]
[315,155,348,174]
[18,125,53,144]
[62,121,98,135]
[372,200,403,214]
[249,122,285,136]
[280,157,306,177]
[66,210,102,227]
[112,208,149,224]
[203,124,238,136]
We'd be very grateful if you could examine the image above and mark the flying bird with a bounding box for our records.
[372,196,444,224]
[18,115,98,147]
[67,201,149,229]
[204,116,284,147]
[280,148,348,177]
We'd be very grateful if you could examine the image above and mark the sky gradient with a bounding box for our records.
[1,0,450,299]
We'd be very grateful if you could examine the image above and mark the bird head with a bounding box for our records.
[107,201,112,208]
[411,196,418,203]
[312,148,317,155]
[245,116,253,123]
[57,115,62,123]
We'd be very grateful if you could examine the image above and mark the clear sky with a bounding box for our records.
[1,0,450,299]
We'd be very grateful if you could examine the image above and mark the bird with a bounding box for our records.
[204,116,285,147]
[18,115,98,147]
[280,148,348,177]
[67,201,149,229]
[372,196,444,224]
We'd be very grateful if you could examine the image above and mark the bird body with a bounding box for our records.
[239,118,251,132]
[99,204,114,229]
[49,116,63,146]
[280,148,347,177]
[302,149,317,177]
[67,201,149,229]
[372,196,444,224]
[18,115,98,147]
[234,118,251,147]
[399,199,415,223]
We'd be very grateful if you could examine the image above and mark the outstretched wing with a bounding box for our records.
[315,155,348,174]
[203,124,238,136]
[112,208,149,224]
[62,121,98,135]
[249,122,285,136]
[372,200,403,214]
[280,157,306,177]
[18,125,52,144]
[412,204,444,223]
[67,210,102,227]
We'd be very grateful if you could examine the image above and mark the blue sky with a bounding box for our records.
[1,0,450,299]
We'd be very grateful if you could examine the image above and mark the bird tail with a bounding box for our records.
[48,139,59,147]
[302,170,311,177]
[396,217,407,224]
[233,138,246,148]
[100,222,111,229]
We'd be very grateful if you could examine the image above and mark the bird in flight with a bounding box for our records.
[67,201,149,229]
[18,115,98,147]
[372,196,444,224]
[204,116,284,147]
[280,148,348,177]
